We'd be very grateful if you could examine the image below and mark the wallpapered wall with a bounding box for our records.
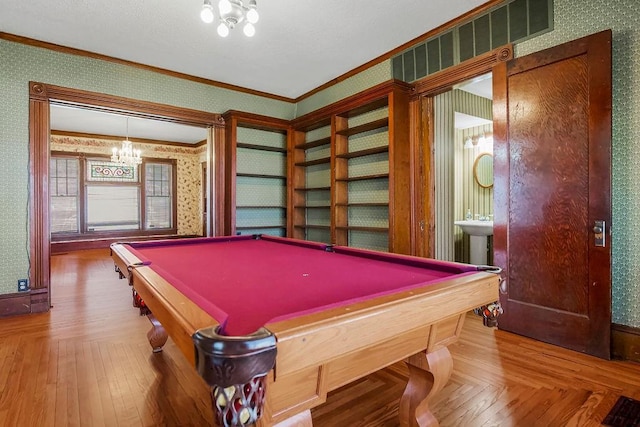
[50,136,206,236]
[299,0,640,328]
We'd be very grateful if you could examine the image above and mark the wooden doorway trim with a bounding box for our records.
[410,45,513,257]
[28,82,225,313]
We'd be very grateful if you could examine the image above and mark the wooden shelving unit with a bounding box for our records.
[223,110,291,237]
[289,80,413,253]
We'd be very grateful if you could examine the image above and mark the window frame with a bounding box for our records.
[50,151,178,241]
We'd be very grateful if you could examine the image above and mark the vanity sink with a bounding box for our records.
[454,220,494,236]
[455,220,494,265]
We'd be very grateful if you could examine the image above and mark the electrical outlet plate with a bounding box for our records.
[18,279,29,292]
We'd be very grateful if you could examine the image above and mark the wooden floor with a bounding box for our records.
[0,249,639,426]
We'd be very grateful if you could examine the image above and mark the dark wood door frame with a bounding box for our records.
[28,82,225,313]
[410,45,513,257]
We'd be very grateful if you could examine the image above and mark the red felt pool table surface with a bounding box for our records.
[122,234,478,336]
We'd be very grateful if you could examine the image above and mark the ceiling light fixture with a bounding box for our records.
[111,118,142,167]
[201,0,259,38]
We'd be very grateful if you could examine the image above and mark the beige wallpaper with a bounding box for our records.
[51,135,205,236]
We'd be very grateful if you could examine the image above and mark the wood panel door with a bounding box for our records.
[492,30,612,359]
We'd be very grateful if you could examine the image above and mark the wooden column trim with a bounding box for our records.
[213,122,227,236]
[29,83,51,298]
[413,45,513,97]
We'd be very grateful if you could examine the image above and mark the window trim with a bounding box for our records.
[50,151,178,241]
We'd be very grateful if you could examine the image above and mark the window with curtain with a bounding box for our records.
[50,154,177,238]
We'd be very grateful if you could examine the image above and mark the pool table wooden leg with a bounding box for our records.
[399,347,453,427]
[146,312,168,353]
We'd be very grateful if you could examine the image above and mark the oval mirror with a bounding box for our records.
[474,153,493,188]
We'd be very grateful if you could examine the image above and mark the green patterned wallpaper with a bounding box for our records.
[295,62,392,117]
[0,39,294,295]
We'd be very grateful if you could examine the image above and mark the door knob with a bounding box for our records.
[593,220,605,247]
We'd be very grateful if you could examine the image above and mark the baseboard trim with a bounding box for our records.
[612,323,640,362]
[51,234,197,254]
[0,288,50,317]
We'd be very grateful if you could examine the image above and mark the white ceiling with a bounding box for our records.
[456,74,493,100]
[50,104,208,144]
[1,0,488,99]
[454,112,493,129]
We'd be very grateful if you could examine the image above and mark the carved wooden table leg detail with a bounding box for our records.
[146,312,168,352]
[399,347,454,427]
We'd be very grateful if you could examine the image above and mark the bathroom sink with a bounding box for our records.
[454,220,494,236]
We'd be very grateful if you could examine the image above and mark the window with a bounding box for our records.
[50,153,176,239]
[50,157,79,233]
[145,162,173,229]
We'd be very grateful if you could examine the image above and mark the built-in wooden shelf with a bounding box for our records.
[336,173,389,182]
[335,118,389,137]
[335,226,389,233]
[294,224,331,230]
[236,205,287,209]
[295,137,331,150]
[236,142,287,153]
[335,202,389,207]
[223,110,291,237]
[289,80,413,251]
[336,146,389,159]
[294,186,331,192]
[236,172,286,179]
[235,225,286,230]
[295,157,331,167]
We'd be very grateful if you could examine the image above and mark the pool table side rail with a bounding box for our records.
[267,271,499,376]
[111,243,220,362]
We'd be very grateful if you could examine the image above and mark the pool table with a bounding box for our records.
[110,234,501,427]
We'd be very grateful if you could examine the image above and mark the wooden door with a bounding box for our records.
[492,30,612,359]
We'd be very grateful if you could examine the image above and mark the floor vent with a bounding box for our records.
[603,396,640,427]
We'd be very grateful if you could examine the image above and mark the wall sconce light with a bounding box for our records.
[464,132,493,150]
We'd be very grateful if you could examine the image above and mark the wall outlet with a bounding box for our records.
[17,279,29,292]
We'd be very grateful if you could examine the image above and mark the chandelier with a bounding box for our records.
[200,0,259,37]
[111,118,142,167]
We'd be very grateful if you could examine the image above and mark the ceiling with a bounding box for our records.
[50,104,208,144]
[2,0,488,100]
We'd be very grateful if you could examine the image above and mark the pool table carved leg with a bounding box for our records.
[399,347,453,427]
[146,312,168,353]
